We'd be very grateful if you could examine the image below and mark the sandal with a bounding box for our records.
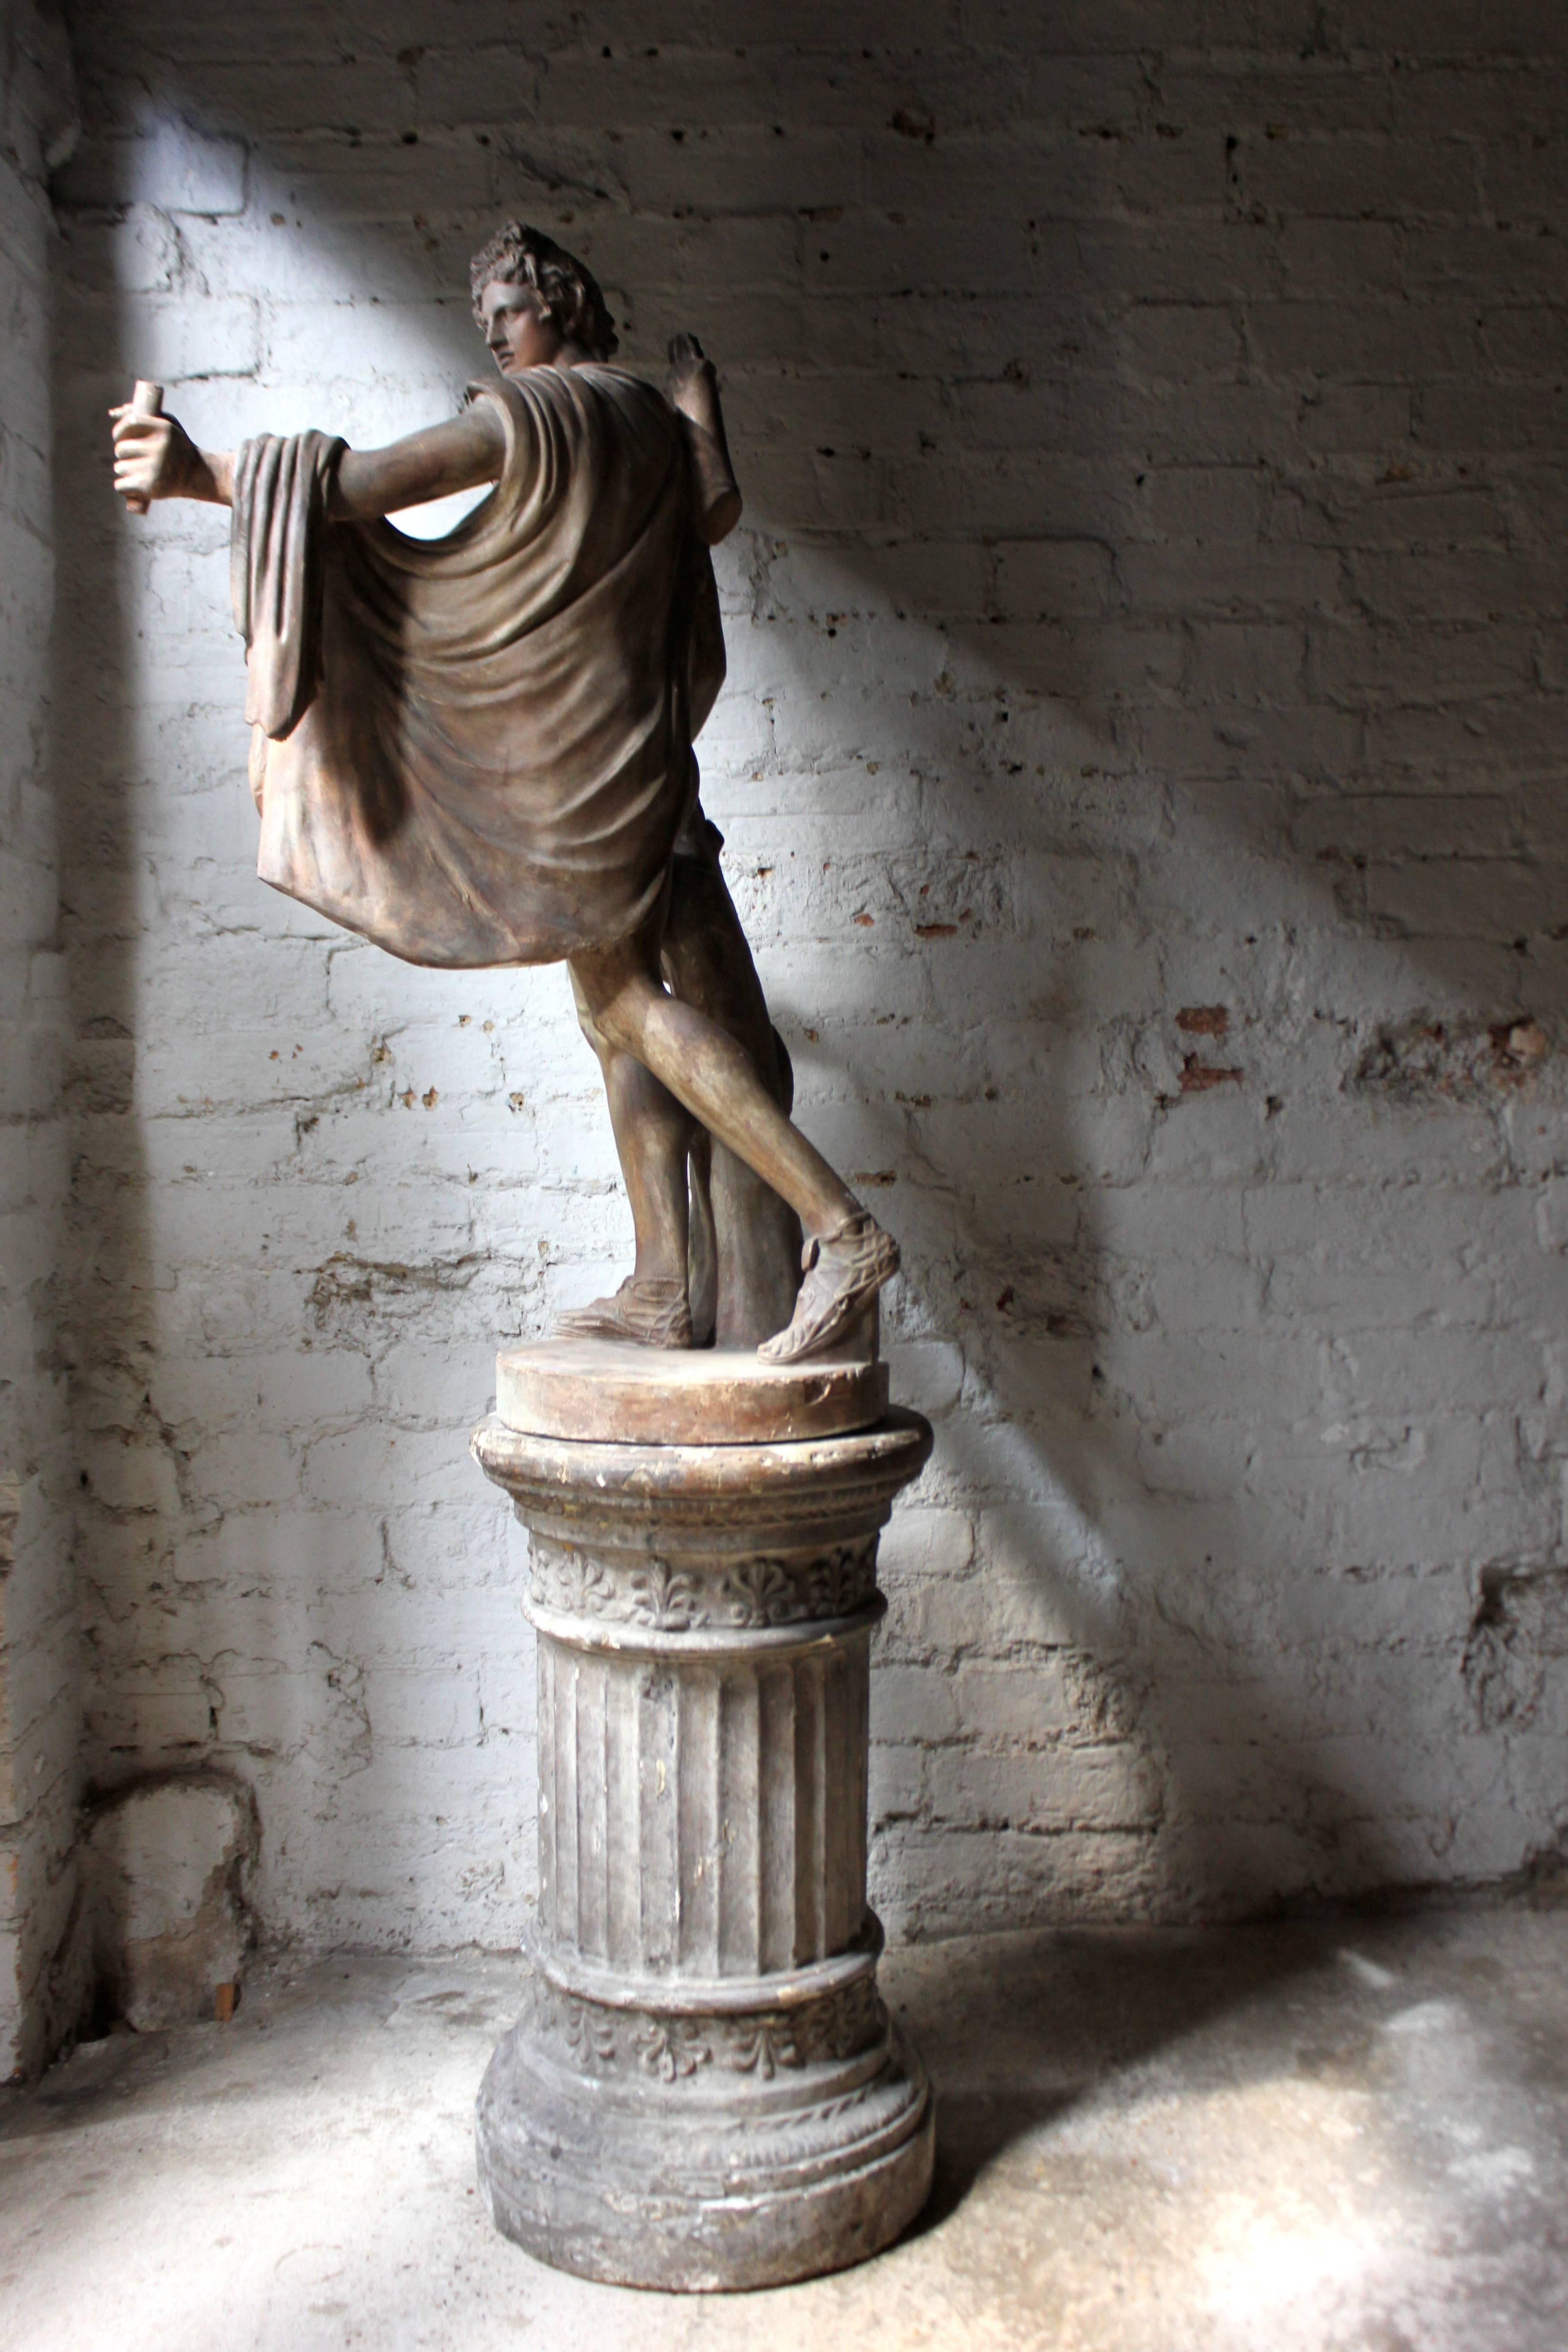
[556,1277,693,1350]
[757,1212,899,1364]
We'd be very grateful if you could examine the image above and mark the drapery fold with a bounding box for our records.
[229,369,724,969]
[230,428,346,740]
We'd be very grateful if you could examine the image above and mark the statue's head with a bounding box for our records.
[468,223,618,369]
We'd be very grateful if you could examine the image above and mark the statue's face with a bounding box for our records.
[480,279,566,374]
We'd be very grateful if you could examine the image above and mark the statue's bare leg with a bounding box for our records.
[559,846,801,1351]
[568,913,899,1362]
[557,977,696,1348]
[661,839,803,1348]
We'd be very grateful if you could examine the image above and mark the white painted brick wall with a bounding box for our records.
[40,1,1568,1961]
[0,0,82,2078]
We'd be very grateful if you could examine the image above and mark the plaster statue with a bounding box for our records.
[111,225,897,1363]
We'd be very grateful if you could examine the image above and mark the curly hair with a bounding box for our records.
[468,222,618,361]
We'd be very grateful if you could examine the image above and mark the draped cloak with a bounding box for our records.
[230,367,726,968]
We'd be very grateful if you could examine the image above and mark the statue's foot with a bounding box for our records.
[557,1277,693,1350]
[757,1213,899,1365]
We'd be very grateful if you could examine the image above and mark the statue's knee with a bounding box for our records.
[578,992,619,1053]
[591,975,657,1057]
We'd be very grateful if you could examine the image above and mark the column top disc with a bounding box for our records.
[471,1402,933,1521]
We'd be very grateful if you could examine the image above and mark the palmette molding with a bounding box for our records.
[529,1970,886,2083]
[527,1534,880,1630]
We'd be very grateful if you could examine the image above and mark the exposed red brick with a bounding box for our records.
[1180,1054,1243,1093]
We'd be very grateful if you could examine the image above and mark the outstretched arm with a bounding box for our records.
[333,411,507,516]
[110,402,506,517]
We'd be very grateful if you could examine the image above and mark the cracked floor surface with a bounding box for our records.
[2,1906,1565,2351]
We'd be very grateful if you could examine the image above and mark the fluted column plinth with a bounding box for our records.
[470,1407,934,2293]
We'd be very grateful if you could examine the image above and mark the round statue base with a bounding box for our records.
[470,1404,935,2293]
[495,1334,888,1446]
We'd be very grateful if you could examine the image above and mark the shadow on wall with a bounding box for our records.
[46,8,1568,1954]
[737,533,1568,1934]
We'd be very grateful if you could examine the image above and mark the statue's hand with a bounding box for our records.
[109,404,201,505]
[666,331,707,383]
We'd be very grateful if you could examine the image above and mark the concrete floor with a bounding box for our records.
[2,1908,1565,2352]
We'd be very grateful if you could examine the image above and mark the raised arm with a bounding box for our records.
[110,401,506,517]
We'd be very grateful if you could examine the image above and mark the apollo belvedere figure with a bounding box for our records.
[115,223,934,2288]
[110,223,898,1363]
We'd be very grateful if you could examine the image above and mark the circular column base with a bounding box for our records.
[475,1967,933,2292]
[470,1409,937,2291]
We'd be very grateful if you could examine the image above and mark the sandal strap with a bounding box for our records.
[559,1278,693,1348]
[764,1215,898,1362]
[799,1212,897,1283]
